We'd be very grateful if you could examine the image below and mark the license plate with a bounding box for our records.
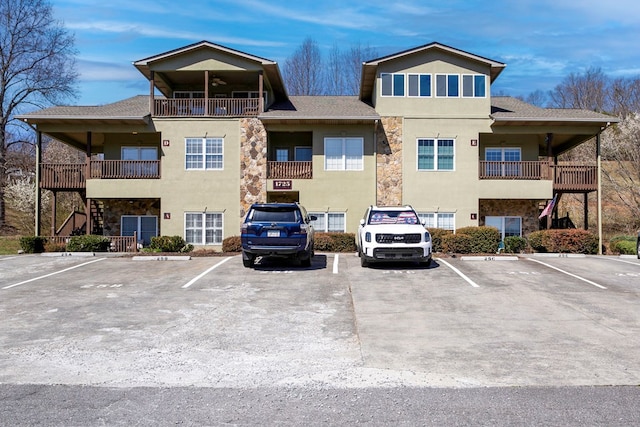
[267,230,280,237]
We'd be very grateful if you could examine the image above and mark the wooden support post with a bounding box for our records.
[35,131,42,236]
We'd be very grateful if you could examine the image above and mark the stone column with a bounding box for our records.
[240,118,268,217]
[376,117,403,206]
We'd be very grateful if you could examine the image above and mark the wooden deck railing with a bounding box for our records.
[153,98,260,117]
[267,161,313,179]
[45,234,138,252]
[479,161,597,191]
[40,163,86,189]
[89,160,161,179]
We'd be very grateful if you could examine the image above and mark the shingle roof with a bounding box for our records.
[19,95,150,120]
[260,96,379,121]
[491,96,618,123]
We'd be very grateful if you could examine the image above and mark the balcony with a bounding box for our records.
[40,160,161,190]
[267,161,313,179]
[479,161,597,192]
[153,98,260,117]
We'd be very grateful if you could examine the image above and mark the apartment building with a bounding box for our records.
[20,41,616,250]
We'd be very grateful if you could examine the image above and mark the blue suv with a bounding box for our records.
[241,203,316,268]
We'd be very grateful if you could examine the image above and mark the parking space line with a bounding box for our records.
[2,258,106,290]
[436,257,480,288]
[333,254,339,274]
[0,256,18,262]
[181,257,232,289]
[525,257,607,289]
[606,257,640,267]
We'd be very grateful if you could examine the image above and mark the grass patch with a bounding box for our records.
[0,236,22,255]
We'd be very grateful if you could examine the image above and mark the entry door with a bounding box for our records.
[122,215,158,246]
[267,191,299,203]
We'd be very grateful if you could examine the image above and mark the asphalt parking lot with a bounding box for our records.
[1,252,640,389]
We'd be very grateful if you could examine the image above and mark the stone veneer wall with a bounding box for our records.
[376,117,403,206]
[479,199,541,236]
[240,118,268,217]
[102,199,160,237]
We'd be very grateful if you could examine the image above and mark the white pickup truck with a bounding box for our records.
[356,205,432,267]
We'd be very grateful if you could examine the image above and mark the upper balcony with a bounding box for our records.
[153,97,260,118]
[479,161,598,192]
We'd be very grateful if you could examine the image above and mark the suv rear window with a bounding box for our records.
[369,210,419,225]
[249,208,300,223]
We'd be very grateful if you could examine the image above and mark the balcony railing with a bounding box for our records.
[267,161,313,179]
[40,163,86,189]
[479,161,597,192]
[89,160,161,179]
[40,161,161,190]
[153,98,260,117]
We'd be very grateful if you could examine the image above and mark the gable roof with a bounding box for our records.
[360,42,506,102]
[133,40,288,101]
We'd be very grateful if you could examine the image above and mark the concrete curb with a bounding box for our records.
[460,256,518,261]
[529,253,586,258]
[132,255,191,261]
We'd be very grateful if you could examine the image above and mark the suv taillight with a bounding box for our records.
[241,223,249,234]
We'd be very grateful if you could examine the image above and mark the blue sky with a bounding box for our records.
[52,0,640,106]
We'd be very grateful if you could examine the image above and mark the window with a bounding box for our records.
[276,148,289,162]
[485,216,522,240]
[310,212,346,232]
[381,73,405,97]
[121,146,158,176]
[436,74,459,97]
[295,146,312,161]
[417,139,455,171]
[185,212,223,245]
[418,212,455,231]
[462,74,486,97]
[485,147,521,176]
[324,137,363,171]
[121,215,157,246]
[408,74,431,97]
[185,137,223,170]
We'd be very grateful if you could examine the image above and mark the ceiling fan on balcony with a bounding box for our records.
[210,75,227,86]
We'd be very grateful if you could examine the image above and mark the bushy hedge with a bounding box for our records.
[149,235,194,253]
[313,232,357,252]
[66,235,111,252]
[222,235,242,252]
[609,235,637,255]
[442,226,500,254]
[504,236,528,254]
[19,236,47,253]
[527,229,598,254]
[427,228,451,253]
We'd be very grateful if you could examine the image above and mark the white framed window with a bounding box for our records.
[185,212,223,245]
[418,212,455,231]
[485,147,522,177]
[185,137,223,170]
[324,137,363,171]
[121,146,158,176]
[462,74,486,97]
[408,74,431,97]
[417,138,455,171]
[485,216,522,239]
[310,212,346,232]
[381,73,405,97]
[121,215,158,246]
[276,148,289,162]
[436,74,460,97]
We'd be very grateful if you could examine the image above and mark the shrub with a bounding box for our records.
[44,241,67,252]
[222,236,242,252]
[66,235,111,252]
[442,232,474,254]
[149,235,193,253]
[313,232,356,252]
[609,235,636,255]
[313,233,334,252]
[455,226,501,253]
[427,228,452,253]
[19,236,47,253]
[527,229,598,254]
[504,236,527,254]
